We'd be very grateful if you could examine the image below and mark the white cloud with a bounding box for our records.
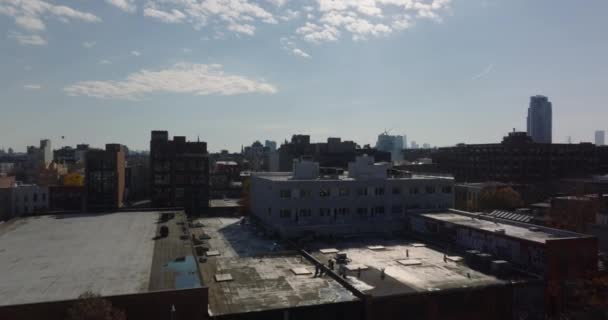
[227,23,255,35]
[64,62,278,100]
[143,6,187,24]
[83,41,96,48]
[294,0,450,42]
[1,0,100,45]
[0,0,101,33]
[15,15,45,31]
[131,50,141,56]
[281,36,311,58]
[471,63,495,80]
[142,0,276,35]
[291,48,311,58]
[23,84,41,89]
[279,9,299,21]
[8,32,46,45]
[296,22,339,43]
[105,0,136,13]
[99,59,112,65]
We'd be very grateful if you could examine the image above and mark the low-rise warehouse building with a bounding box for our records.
[0,210,207,320]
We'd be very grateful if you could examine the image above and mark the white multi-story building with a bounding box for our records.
[0,182,49,220]
[250,155,454,238]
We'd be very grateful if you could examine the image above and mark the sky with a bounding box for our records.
[1,0,607,153]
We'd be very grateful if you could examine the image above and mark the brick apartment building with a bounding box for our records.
[434,131,603,183]
[150,131,209,214]
[85,144,125,211]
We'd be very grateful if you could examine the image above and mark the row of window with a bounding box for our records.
[279,186,452,198]
[272,204,447,218]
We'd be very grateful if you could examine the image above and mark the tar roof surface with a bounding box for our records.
[419,212,585,243]
[191,217,358,316]
[0,212,159,306]
[310,238,505,297]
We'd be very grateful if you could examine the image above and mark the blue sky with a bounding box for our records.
[1,0,607,152]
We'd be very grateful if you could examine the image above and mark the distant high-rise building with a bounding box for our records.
[595,130,605,146]
[411,141,419,149]
[40,139,52,165]
[422,143,431,149]
[265,140,277,152]
[376,132,404,161]
[85,144,125,211]
[527,95,552,143]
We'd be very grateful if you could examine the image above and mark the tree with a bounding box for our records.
[479,186,523,211]
[66,292,126,320]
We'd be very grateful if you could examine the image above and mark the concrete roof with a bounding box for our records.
[191,217,358,316]
[254,173,452,182]
[310,239,505,297]
[0,212,160,306]
[418,212,586,243]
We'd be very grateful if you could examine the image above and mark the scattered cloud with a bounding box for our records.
[279,9,299,21]
[8,32,47,45]
[99,59,112,65]
[291,48,311,58]
[23,84,41,89]
[82,41,96,48]
[471,63,495,80]
[143,5,187,24]
[0,0,101,33]
[281,36,311,58]
[105,0,136,13]
[296,22,340,43]
[64,62,278,100]
[181,47,193,54]
[131,50,141,57]
[141,0,276,35]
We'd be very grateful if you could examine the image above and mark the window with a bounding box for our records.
[357,188,368,196]
[339,188,349,196]
[392,187,401,195]
[425,186,436,194]
[24,195,28,202]
[374,187,385,196]
[319,187,331,197]
[319,208,331,216]
[299,209,312,217]
[442,186,452,194]
[33,193,38,202]
[299,189,312,198]
[267,208,272,216]
[371,206,385,216]
[279,189,292,198]
[391,205,403,214]
[338,208,350,216]
[42,193,46,201]
[409,187,419,194]
[357,208,368,216]
[279,209,291,218]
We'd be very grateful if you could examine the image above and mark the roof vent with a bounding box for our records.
[494,228,506,234]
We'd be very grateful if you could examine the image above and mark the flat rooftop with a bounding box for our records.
[310,238,506,297]
[253,172,452,182]
[191,217,358,316]
[0,210,200,307]
[419,212,587,243]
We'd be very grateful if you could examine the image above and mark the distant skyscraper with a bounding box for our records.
[265,140,277,152]
[526,95,552,143]
[596,130,606,146]
[375,132,404,161]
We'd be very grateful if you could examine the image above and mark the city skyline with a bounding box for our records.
[2,0,608,152]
